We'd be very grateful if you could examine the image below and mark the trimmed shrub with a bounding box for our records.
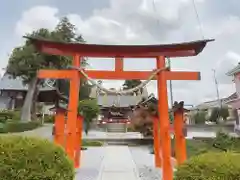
[213,131,240,152]
[0,121,41,133]
[0,110,21,122]
[193,111,207,124]
[0,135,75,180]
[44,115,55,123]
[82,140,103,147]
[174,152,240,180]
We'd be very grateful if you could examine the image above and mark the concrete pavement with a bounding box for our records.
[96,146,140,180]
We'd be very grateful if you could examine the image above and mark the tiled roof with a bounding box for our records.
[226,63,240,76]
[0,74,54,91]
[224,92,238,103]
[193,92,238,110]
[97,95,141,107]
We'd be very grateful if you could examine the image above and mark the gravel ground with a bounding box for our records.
[75,147,105,180]
[130,146,177,180]
[129,146,163,180]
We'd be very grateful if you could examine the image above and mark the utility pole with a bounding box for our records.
[212,69,222,109]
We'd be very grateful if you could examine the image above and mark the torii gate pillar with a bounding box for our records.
[157,56,173,179]
[65,54,81,164]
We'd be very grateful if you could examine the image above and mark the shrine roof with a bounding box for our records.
[97,95,141,107]
[25,36,214,58]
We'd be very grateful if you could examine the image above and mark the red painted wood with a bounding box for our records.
[26,36,214,58]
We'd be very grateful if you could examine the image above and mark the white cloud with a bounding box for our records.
[226,51,240,61]
[15,6,59,37]
[13,1,240,105]
[204,16,240,38]
[214,51,240,85]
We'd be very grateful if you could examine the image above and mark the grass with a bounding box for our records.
[82,140,104,147]
[171,137,240,158]
[185,139,220,158]
[0,121,42,133]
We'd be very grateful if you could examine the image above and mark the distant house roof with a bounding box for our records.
[97,95,142,107]
[226,63,240,76]
[192,92,238,110]
[0,74,54,91]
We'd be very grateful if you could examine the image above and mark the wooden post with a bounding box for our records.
[153,116,161,167]
[65,54,81,166]
[156,56,173,180]
[75,115,83,167]
[115,57,124,72]
[54,109,65,147]
[174,109,187,164]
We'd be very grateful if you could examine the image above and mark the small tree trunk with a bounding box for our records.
[31,86,40,121]
[21,77,38,122]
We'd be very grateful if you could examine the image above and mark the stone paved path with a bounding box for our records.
[96,146,140,180]
[75,146,141,180]
[75,147,105,180]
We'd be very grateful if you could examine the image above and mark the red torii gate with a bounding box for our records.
[27,37,213,180]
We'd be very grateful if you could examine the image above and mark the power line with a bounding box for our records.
[191,0,205,39]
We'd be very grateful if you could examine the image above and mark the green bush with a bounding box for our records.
[0,110,21,123]
[0,121,41,133]
[213,131,240,152]
[193,111,207,124]
[82,140,103,147]
[174,152,240,180]
[0,135,75,180]
[44,115,55,123]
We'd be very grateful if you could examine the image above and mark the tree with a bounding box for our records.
[209,107,220,123]
[78,99,100,135]
[193,111,207,124]
[123,80,142,95]
[6,17,86,122]
[219,107,229,121]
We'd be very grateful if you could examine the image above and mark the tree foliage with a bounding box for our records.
[78,99,100,135]
[209,107,229,123]
[193,111,207,124]
[6,17,88,121]
[209,107,220,123]
[219,107,230,121]
[130,101,173,137]
[123,79,142,94]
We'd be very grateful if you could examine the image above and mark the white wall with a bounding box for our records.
[0,96,10,110]
[234,74,240,96]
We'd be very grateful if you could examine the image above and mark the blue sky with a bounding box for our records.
[1,0,240,105]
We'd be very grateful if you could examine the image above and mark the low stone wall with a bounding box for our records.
[186,124,234,133]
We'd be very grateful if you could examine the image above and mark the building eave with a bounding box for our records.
[226,64,240,76]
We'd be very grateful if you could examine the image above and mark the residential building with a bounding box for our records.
[0,73,57,114]
[226,63,240,109]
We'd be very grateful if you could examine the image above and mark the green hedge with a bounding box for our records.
[0,135,75,180]
[0,110,21,123]
[174,152,240,180]
[82,140,103,147]
[0,121,41,133]
[44,115,55,123]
